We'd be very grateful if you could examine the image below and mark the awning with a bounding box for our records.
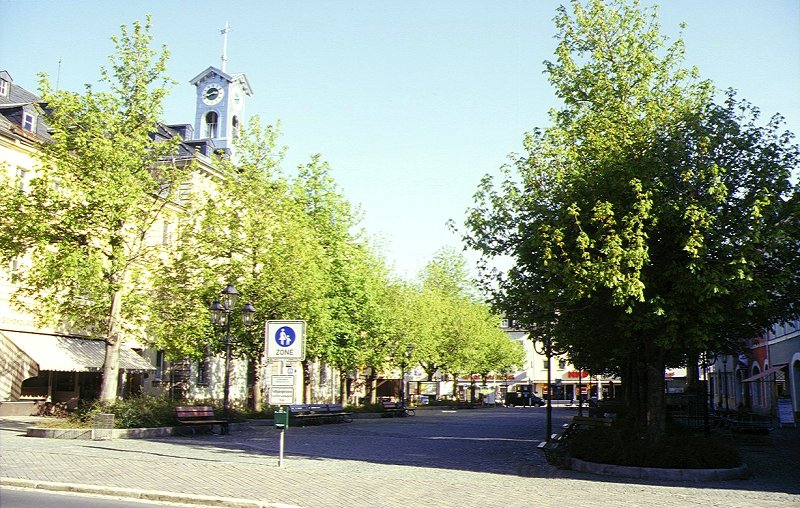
[0,330,155,372]
[742,365,786,383]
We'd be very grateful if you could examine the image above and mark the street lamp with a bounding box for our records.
[399,343,415,407]
[209,283,256,433]
[721,355,729,412]
[699,351,717,436]
[533,336,553,442]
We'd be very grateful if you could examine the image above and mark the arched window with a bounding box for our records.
[205,111,218,138]
[232,115,240,139]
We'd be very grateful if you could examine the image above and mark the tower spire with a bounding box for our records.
[220,21,230,72]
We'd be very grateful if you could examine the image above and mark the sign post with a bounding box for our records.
[265,321,306,362]
[266,321,306,467]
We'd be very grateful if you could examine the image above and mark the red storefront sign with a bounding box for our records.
[566,371,589,379]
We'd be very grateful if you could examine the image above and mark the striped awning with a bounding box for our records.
[0,330,155,372]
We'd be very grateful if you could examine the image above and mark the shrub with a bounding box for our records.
[568,425,741,469]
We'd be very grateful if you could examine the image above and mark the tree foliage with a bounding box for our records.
[462,0,799,439]
[0,17,188,401]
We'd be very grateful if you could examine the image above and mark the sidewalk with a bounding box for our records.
[1,414,799,508]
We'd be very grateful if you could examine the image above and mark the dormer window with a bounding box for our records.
[204,111,218,138]
[0,78,8,97]
[22,112,36,132]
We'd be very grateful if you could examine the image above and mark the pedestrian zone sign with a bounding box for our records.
[266,320,306,361]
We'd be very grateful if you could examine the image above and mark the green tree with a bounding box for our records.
[149,117,330,410]
[292,154,373,402]
[0,18,188,402]
[463,0,799,440]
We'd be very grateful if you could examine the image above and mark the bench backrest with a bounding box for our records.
[381,401,400,410]
[307,404,329,413]
[327,404,345,412]
[175,406,216,419]
[288,404,310,414]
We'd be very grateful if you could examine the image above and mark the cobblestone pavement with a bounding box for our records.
[1,408,798,508]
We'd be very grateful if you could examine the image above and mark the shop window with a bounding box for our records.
[54,372,75,392]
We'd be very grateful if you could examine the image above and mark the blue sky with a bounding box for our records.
[3,1,799,278]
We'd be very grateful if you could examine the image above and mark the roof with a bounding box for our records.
[0,70,52,141]
[0,330,155,372]
[189,66,253,96]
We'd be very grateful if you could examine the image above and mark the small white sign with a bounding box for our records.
[272,375,294,387]
[270,385,295,405]
[266,320,306,360]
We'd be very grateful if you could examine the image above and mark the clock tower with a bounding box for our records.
[189,24,252,158]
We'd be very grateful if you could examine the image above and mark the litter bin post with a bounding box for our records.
[274,408,289,429]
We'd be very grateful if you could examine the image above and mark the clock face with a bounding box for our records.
[202,83,224,105]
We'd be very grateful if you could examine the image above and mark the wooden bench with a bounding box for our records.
[538,415,613,467]
[722,413,774,434]
[175,406,229,436]
[288,404,353,425]
[380,400,415,417]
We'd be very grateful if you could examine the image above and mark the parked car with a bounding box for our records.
[504,391,546,407]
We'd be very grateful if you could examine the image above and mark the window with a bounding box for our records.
[204,111,218,138]
[558,360,567,370]
[16,167,29,191]
[154,351,166,382]
[543,359,550,369]
[232,115,240,139]
[197,356,209,386]
[22,112,36,132]
[161,220,172,246]
[0,78,8,97]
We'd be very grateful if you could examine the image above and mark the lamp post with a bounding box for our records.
[721,355,729,412]
[533,336,553,442]
[699,351,717,437]
[399,343,415,407]
[209,283,256,433]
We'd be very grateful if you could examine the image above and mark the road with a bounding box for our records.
[1,487,200,507]
[1,407,799,508]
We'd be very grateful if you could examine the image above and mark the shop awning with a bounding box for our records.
[0,330,154,373]
[742,365,786,383]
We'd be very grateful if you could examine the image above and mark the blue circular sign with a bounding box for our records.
[274,326,296,347]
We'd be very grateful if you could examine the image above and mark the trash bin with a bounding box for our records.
[274,408,289,429]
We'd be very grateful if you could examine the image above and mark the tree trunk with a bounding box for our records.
[644,344,667,442]
[99,289,123,402]
[250,356,262,411]
[685,353,700,393]
[302,359,312,403]
[366,368,377,405]
[339,370,347,404]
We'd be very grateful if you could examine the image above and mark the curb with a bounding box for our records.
[0,477,299,508]
[567,458,750,481]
